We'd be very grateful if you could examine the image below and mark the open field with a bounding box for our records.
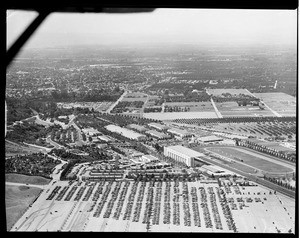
[6,184,42,231]
[5,141,42,157]
[11,180,295,233]
[253,93,296,117]
[143,111,218,121]
[203,147,294,174]
[6,174,51,186]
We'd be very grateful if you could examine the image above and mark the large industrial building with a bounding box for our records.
[167,127,191,138]
[141,154,159,163]
[163,145,204,167]
[148,123,169,131]
[127,124,147,132]
[145,130,170,139]
[105,124,146,141]
[197,135,223,143]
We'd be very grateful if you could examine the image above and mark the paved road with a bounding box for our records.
[140,94,149,117]
[106,90,127,113]
[210,98,223,118]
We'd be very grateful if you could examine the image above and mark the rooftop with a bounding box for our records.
[105,124,146,140]
[167,127,190,135]
[198,135,223,142]
[165,145,205,158]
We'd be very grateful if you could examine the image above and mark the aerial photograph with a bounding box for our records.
[5,6,297,233]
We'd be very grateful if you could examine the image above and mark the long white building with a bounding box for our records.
[167,127,191,138]
[105,124,146,141]
[163,145,204,167]
[145,130,170,139]
[148,123,169,131]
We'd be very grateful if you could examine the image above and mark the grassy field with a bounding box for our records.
[6,174,51,185]
[204,147,293,174]
[5,141,40,157]
[6,184,42,231]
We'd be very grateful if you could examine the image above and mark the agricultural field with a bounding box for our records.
[164,101,215,112]
[6,184,42,231]
[203,147,294,175]
[205,120,296,140]
[253,93,296,117]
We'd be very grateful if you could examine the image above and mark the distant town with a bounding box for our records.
[6,45,296,232]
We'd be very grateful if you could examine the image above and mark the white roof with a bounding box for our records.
[128,124,147,131]
[142,154,159,161]
[105,124,146,140]
[98,135,111,142]
[146,130,169,138]
[148,123,168,129]
[165,145,204,158]
[199,135,223,142]
[167,127,189,135]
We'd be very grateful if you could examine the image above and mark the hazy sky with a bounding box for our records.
[7,8,297,49]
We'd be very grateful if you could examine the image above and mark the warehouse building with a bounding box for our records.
[198,135,223,143]
[199,165,233,177]
[141,154,159,163]
[127,124,147,132]
[163,145,204,167]
[145,130,171,139]
[167,127,191,138]
[105,124,146,141]
[148,122,169,131]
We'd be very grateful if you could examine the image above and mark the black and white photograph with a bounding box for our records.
[5,3,297,233]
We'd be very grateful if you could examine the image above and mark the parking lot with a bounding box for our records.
[12,179,295,232]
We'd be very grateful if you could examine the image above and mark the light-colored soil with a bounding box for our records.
[6,184,42,231]
[6,174,51,186]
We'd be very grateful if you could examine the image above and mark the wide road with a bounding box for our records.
[106,90,127,113]
[197,156,295,199]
